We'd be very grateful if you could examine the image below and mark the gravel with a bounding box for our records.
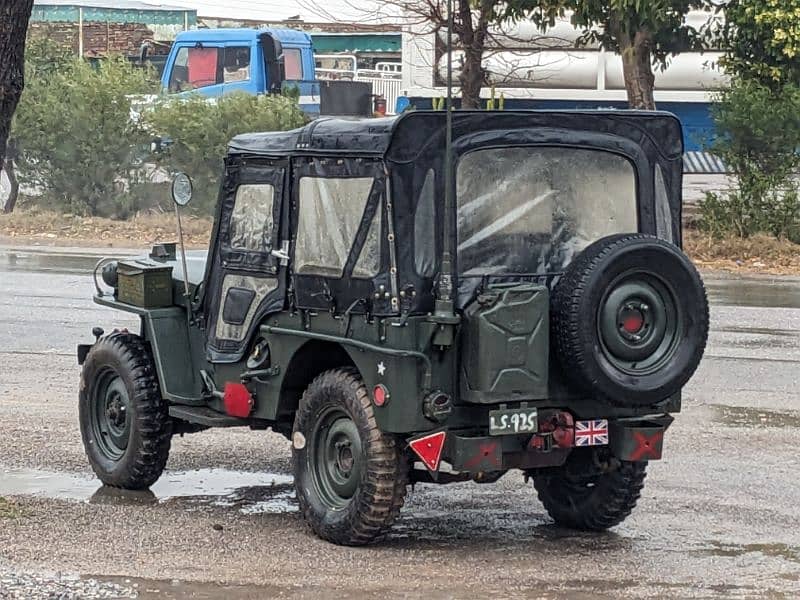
[0,563,136,599]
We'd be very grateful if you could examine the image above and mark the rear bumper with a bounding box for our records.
[411,415,674,476]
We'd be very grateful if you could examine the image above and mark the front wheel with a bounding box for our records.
[292,368,408,545]
[79,333,171,490]
[533,449,647,531]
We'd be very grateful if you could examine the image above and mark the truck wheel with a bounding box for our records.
[292,368,408,545]
[551,233,709,406]
[79,333,171,490]
[533,449,646,530]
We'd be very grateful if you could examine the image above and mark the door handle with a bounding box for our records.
[271,240,290,265]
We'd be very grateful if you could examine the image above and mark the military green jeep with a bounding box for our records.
[79,111,709,545]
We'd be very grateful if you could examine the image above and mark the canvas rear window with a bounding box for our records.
[295,177,376,278]
[457,146,638,276]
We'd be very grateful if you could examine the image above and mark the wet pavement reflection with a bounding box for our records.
[705,276,800,309]
[713,404,800,428]
[0,468,297,514]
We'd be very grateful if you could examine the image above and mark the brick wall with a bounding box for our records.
[29,22,154,57]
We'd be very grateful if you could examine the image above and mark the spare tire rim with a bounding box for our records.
[309,406,363,510]
[597,271,681,376]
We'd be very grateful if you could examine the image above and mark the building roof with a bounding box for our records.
[32,0,197,25]
[163,0,400,25]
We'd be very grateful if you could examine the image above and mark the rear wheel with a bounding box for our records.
[533,449,647,531]
[292,368,408,545]
[79,333,171,490]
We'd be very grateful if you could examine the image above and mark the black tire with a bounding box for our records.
[534,449,647,530]
[79,333,171,490]
[551,234,709,406]
[292,368,408,546]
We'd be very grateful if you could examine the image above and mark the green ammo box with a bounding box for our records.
[117,259,173,308]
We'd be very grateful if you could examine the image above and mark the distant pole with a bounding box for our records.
[77,6,84,57]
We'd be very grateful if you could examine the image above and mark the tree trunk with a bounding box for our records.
[2,138,19,213]
[619,31,656,110]
[459,46,484,109]
[0,0,34,167]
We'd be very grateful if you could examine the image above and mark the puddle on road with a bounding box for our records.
[712,404,800,429]
[700,541,800,564]
[0,468,297,515]
[717,325,799,338]
[705,277,800,309]
[0,251,105,275]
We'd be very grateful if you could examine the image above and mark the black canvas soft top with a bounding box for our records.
[228,116,399,157]
[226,110,683,161]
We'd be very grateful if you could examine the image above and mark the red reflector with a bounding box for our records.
[623,312,644,333]
[408,431,446,472]
[223,382,253,418]
[373,384,390,407]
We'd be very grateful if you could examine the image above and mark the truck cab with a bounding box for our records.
[160,28,319,114]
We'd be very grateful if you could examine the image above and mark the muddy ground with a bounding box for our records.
[0,248,799,598]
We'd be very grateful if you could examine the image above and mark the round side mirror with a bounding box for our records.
[171,172,193,207]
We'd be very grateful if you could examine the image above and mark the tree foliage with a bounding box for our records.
[699,1,800,241]
[401,0,528,109]
[143,93,306,213]
[12,43,157,217]
[720,0,800,86]
[700,79,800,241]
[511,0,708,109]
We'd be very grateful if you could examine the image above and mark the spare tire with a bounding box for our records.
[551,234,708,406]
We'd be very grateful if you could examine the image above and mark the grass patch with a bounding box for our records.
[3,209,800,275]
[685,229,800,275]
[0,208,213,249]
[0,497,22,519]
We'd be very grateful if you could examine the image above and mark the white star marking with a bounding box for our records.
[377,361,386,376]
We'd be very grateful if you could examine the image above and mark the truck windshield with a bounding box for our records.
[168,46,251,91]
[456,146,638,276]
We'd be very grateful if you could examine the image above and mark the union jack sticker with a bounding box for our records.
[575,419,609,446]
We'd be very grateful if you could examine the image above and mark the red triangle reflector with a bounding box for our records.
[408,431,447,472]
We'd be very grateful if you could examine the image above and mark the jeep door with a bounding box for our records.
[204,159,288,362]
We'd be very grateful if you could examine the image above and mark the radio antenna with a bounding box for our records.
[436,0,456,309]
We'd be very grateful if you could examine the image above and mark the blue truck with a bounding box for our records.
[157,28,372,117]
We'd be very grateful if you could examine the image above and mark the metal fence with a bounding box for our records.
[315,55,403,114]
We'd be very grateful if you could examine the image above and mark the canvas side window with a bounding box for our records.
[654,164,674,243]
[229,184,275,254]
[353,203,382,279]
[295,177,374,277]
[414,169,436,277]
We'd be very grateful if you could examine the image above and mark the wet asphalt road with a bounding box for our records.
[0,247,799,599]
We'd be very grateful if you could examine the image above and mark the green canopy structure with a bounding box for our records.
[31,0,197,27]
[310,33,400,55]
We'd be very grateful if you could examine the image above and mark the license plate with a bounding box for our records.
[489,407,538,436]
